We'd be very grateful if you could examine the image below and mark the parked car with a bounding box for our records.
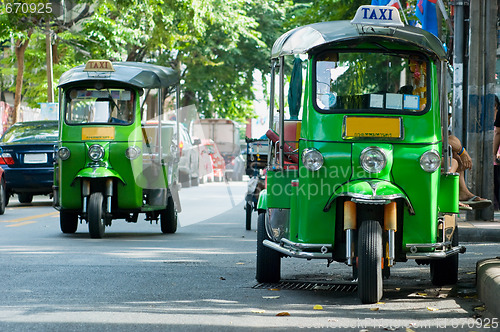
[142,121,200,188]
[0,120,58,204]
[200,139,225,182]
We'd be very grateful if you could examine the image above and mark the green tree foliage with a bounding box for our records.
[1,0,290,121]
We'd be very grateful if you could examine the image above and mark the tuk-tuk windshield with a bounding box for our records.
[65,88,135,125]
[315,51,428,113]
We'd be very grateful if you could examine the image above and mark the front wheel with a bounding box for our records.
[88,192,105,238]
[256,212,281,283]
[60,211,78,234]
[161,195,177,234]
[0,178,6,215]
[357,220,383,304]
[430,227,459,286]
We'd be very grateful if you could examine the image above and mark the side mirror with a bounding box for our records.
[193,138,202,145]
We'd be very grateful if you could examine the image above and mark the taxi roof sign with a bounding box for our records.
[84,60,115,72]
[351,5,404,28]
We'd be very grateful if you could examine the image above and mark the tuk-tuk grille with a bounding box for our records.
[253,281,357,292]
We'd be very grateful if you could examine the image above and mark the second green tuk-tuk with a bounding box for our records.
[54,60,181,238]
[256,5,465,304]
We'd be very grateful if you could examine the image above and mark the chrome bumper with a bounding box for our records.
[263,238,333,259]
[405,242,466,260]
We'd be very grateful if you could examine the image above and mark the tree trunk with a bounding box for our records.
[13,30,33,125]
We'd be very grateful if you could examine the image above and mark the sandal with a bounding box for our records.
[459,202,472,211]
[460,195,492,209]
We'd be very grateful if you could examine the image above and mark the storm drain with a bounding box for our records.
[253,281,357,293]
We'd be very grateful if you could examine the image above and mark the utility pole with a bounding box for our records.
[45,22,54,103]
[466,0,497,221]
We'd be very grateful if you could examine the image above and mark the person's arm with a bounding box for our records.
[449,135,472,170]
[494,127,500,161]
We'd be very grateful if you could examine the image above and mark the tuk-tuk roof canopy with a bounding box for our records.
[271,20,446,60]
[58,61,179,89]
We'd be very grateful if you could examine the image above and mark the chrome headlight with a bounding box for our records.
[88,144,105,161]
[57,147,71,161]
[125,146,141,160]
[302,148,324,171]
[360,147,387,173]
[420,150,441,172]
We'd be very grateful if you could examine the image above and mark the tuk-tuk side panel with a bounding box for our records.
[58,142,86,209]
[294,141,352,244]
[391,144,440,246]
[109,142,143,209]
[438,173,459,213]
[266,169,298,209]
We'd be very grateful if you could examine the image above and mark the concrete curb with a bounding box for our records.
[458,221,500,242]
[476,258,500,318]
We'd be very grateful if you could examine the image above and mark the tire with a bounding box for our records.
[430,227,459,286]
[191,176,199,187]
[256,212,281,283]
[0,178,6,215]
[161,195,178,234]
[18,193,33,204]
[88,192,105,239]
[357,220,383,304]
[60,211,78,234]
[245,202,252,230]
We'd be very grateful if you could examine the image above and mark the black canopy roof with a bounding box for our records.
[271,20,446,60]
[58,62,179,89]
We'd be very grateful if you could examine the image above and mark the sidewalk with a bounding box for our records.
[458,211,500,318]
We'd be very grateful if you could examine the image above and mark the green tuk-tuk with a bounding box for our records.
[256,6,465,304]
[54,60,181,238]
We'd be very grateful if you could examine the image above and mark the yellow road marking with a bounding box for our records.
[0,212,58,223]
[5,221,38,227]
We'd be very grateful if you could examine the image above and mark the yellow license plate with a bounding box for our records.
[82,127,115,140]
[344,116,402,139]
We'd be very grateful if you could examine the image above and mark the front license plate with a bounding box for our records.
[343,116,402,139]
[24,153,47,164]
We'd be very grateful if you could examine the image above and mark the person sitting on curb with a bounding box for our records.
[448,135,492,209]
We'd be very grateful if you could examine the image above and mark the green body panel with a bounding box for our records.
[266,169,298,208]
[75,165,124,182]
[257,188,267,210]
[57,90,146,211]
[273,59,446,249]
[108,142,143,209]
[58,142,86,209]
[438,173,459,213]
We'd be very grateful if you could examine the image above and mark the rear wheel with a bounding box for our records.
[88,192,105,239]
[60,211,78,234]
[161,195,177,234]
[357,220,383,304]
[0,178,6,215]
[256,212,281,283]
[18,193,33,204]
[245,202,252,230]
[430,227,459,286]
[191,176,199,187]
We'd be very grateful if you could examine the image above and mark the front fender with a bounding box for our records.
[323,179,414,214]
[257,188,267,211]
[72,167,125,185]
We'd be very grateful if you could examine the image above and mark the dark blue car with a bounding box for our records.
[0,121,58,204]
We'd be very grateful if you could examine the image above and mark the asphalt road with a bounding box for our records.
[0,181,498,331]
